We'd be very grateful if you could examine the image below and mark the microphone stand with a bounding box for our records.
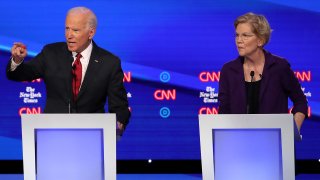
[71,64,78,113]
[247,71,255,114]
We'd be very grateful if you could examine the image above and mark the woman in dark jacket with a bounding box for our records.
[218,12,308,131]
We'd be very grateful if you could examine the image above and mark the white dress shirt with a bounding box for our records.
[72,41,93,85]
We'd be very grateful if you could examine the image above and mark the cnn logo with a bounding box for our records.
[154,89,176,100]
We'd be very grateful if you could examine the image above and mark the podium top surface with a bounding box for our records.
[21,114,116,128]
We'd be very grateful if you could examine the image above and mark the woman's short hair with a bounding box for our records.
[234,12,272,46]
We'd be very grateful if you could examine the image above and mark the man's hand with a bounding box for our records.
[117,121,125,136]
[11,42,27,63]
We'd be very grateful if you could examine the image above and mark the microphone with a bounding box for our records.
[66,75,71,114]
[250,71,255,82]
[72,67,76,103]
[66,58,74,114]
[247,71,255,114]
[71,63,79,113]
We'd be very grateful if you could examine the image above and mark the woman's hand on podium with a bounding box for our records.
[294,112,305,132]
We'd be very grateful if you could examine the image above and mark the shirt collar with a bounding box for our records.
[72,41,93,61]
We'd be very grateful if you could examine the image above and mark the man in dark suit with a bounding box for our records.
[7,7,130,133]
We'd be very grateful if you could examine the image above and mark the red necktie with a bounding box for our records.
[72,53,82,101]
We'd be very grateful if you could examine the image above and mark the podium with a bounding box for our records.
[199,114,298,180]
[21,114,116,180]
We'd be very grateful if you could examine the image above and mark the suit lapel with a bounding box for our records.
[259,50,276,105]
[62,44,74,102]
[236,58,246,113]
[231,57,247,113]
[77,43,101,99]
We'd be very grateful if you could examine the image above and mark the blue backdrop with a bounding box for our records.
[0,0,319,160]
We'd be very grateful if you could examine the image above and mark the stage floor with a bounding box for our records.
[1,174,320,180]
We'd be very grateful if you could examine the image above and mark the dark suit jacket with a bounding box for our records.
[7,41,130,125]
[218,50,308,116]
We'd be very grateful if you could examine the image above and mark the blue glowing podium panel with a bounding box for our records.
[36,129,104,180]
[213,129,282,180]
[199,114,296,180]
[21,114,116,180]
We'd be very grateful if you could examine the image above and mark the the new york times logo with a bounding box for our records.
[19,86,42,103]
[199,86,218,103]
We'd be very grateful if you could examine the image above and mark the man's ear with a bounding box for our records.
[88,28,96,40]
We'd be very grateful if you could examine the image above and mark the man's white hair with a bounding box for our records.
[67,7,97,29]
